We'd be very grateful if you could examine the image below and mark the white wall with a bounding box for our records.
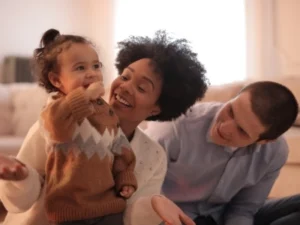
[114,0,246,85]
[274,0,300,77]
[246,0,300,79]
[0,0,115,85]
[87,0,117,85]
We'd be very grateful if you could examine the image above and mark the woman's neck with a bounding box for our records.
[119,120,139,142]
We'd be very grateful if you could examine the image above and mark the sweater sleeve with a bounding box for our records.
[40,88,93,143]
[0,122,46,213]
[0,165,42,213]
[112,130,137,192]
[124,143,167,225]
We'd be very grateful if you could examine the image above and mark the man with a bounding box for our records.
[146,81,300,225]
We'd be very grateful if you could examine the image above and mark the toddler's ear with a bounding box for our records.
[48,72,61,88]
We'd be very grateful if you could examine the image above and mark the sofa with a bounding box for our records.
[0,83,48,156]
[0,77,299,199]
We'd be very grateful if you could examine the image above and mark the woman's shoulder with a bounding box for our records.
[131,128,167,178]
[131,127,166,157]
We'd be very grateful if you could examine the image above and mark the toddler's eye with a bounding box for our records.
[76,66,85,71]
[94,63,102,69]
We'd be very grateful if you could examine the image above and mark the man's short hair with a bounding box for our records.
[241,81,298,140]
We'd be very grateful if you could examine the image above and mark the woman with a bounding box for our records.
[0,30,208,225]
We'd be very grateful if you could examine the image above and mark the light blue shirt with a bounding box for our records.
[146,102,288,225]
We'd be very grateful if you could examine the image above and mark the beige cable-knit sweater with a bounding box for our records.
[40,87,137,222]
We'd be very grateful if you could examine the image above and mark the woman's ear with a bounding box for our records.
[48,72,61,88]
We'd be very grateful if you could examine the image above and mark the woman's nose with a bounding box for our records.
[119,81,134,95]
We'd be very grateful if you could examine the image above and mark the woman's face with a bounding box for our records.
[109,58,163,125]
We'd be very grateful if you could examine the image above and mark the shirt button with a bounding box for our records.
[96,99,103,105]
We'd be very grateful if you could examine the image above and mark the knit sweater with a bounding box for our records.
[40,87,137,222]
[0,124,166,225]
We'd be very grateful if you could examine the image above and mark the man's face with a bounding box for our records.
[209,91,267,148]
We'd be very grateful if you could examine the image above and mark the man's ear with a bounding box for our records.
[48,72,61,89]
[257,139,276,145]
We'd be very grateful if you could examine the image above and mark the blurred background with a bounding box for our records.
[1,0,299,86]
[0,0,300,207]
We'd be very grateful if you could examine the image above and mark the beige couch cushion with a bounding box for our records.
[276,76,300,104]
[10,83,48,137]
[0,136,24,156]
[0,85,13,135]
[201,81,245,103]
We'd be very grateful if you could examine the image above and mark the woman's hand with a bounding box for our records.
[0,154,28,181]
[152,195,195,225]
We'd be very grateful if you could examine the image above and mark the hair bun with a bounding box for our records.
[40,29,60,47]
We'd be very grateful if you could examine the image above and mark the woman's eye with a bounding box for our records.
[138,86,145,93]
[120,75,128,81]
[229,107,234,118]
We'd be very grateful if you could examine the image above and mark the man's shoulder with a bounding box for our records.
[146,102,223,141]
[185,102,223,120]
[262,136,288,155]
[255,136,289,168]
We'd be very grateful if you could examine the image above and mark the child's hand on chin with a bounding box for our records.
[0,154,28,181]
[120,185,135,198]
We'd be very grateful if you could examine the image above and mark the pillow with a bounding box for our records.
[11,83,48,137]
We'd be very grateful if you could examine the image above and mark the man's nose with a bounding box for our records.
[220,120,235,136]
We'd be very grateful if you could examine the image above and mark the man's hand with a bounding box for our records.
[86,81,105,101]
[152,195,195,225]
[0,154,28,181]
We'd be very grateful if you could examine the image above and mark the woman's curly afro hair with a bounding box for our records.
[115,30,209,121]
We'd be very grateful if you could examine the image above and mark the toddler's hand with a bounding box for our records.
[120,185,135,198]
[0,154,28,181]
[86,81,105,101]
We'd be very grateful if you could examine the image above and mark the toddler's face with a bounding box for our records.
[50,43,103,94]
